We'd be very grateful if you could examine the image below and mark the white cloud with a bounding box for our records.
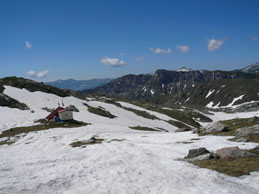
[26,41,32,49]
[101,57,126,67]
[176,45,189,53]
[27,70,50,78]
[207,38,224,51]
[27,70,36,76]
[149,47,172,54]
[37,70,50,78]
[134,56,146,61]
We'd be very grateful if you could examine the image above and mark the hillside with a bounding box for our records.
[0,84,259,193]
[0,77,72,110]
[46,78,112,91]
[82,69,259,109]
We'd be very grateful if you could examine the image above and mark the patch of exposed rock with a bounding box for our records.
[236,124,259,138]
[199,121,227,134]
[216,146,256,159]
[185,148,214,161]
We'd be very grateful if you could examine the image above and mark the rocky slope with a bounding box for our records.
[82,69,259,109]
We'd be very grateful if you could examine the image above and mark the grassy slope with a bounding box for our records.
[0,119,89,145]
[192,147,259,177]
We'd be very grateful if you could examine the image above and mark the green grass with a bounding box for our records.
[123,106,159,120]
[130,126,162,132]
[0,119,89,145]
[70,138,105,147]
[191,154,259,177]
[104,98,160,120]
[104,99,122,107]
[124,101,202,128]
[84,103,116,119]
[167,120,191,129]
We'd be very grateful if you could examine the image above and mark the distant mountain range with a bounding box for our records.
[82,63,259,108]
[45,78,112,91]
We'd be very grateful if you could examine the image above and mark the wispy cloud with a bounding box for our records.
[101,57,126,67]
[25,41,32,49]
[176,45,189,53]
[27,70,36,76]
[134,56,146,61]
[27,70,50,78]
[149,47,172,54]
[252,37,259,41]
[207,38,224,51]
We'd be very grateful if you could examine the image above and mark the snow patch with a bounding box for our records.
[205,90,215,98]
[226,95,245,107]
[206,101,214,108]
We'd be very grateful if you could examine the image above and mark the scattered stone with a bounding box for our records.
[204,121,227,133]
[30,110,35,113]
[185,147,210,158]
[175,128,191,132]
[67,105,79,112]
[216,146,256,159]
[235,125,259,138]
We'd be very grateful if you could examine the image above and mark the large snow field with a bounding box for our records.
[0,86,259,194]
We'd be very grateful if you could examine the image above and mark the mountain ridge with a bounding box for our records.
[81,67,259,109]
[46,78,112,91]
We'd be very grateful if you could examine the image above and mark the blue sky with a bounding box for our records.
[0,0,259,81]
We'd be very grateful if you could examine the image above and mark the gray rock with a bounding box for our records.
[175,128,191,132]
[186,153,214,162]
[216,146,256,159]
[235,124,259,138]
[186,148,210,158]
[235,137,249,142]
[204,121,226,133]
[67,105,79,112]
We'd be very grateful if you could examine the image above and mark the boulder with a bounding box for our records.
[204,121,226,133]
[216,146,256,159]
[186,148,210,158]
[235,125,259,138]
[186,153,214,162]
[235,137,249,142]
[67,105,79,112]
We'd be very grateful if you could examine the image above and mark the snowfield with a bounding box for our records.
[0,86,259,194]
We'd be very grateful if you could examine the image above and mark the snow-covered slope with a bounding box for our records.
[0,86,259,194]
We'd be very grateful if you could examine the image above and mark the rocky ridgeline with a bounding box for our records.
[82,68,259,109]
